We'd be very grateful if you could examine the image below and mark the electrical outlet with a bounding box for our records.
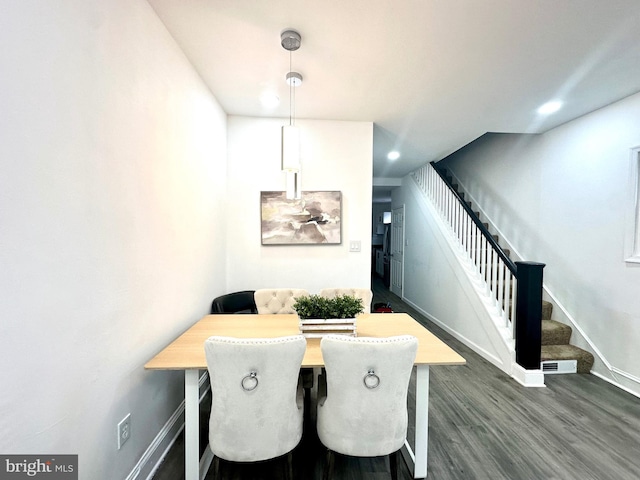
[117,413,131,449]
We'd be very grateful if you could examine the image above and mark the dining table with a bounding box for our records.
[145,312,466,479]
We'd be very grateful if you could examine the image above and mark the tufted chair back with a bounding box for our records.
[317,335,418,479]
[318,288,373,313]
[254,289,310,314]
[204,335,306,474]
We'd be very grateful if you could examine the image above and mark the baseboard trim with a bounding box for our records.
[199,447,215,480]
[611,366,640,385]
[591,370,640,399]
[512,363,546,387]
[402,296,507,372]
[124,372,210,480]
[137,406,184,480]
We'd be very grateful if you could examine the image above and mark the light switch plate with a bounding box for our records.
[349,240,361,252]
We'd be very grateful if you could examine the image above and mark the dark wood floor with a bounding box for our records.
[152,276,640,480]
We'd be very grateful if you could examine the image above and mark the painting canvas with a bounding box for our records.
[261,191,342,245]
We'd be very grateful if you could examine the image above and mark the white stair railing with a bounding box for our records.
[412,163,516,334]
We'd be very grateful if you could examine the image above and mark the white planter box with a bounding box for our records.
[299,318,356,338]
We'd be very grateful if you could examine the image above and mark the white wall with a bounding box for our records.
[439,92,640,396]
[0,1,227,478]
[226,117,373,293]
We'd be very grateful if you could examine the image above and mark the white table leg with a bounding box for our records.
[185,369,200,480]
[414,365,429,478]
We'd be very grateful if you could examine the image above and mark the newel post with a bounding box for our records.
[515,261,546,370]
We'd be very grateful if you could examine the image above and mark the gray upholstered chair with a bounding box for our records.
[204,335,307,479]
[318,288,373,313]
[317,334,419,480]
[254,288,310,314]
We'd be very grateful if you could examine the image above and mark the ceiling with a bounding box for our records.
[147,0,640,188]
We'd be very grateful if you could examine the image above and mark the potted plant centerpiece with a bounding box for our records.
[293,294,364,338]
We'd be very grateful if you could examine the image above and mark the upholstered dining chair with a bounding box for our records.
[254,288,314,409]
[254,288,310,314]
[316,334,419,480]
[204,335,307,479]
[210,290,257,314]
[318,288,374,313]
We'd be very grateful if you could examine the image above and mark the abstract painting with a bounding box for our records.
[260,191,342,245]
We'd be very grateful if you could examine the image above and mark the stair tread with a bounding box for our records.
[541,344,594,373]
[542,319,571,345]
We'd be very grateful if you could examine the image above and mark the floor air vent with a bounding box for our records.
[541,360,577,374]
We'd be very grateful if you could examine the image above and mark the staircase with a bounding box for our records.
[441,167,594,375]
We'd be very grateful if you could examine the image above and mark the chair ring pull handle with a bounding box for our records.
[241,371,258,391]
[363,369,380,389]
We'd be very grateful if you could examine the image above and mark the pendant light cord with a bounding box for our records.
[289,50,293,127]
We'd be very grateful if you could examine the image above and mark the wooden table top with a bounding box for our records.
[144,313,466,370]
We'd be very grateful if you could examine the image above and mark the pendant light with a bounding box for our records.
[281,30,302,199]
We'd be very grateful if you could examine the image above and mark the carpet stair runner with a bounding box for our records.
[541,301,594,373]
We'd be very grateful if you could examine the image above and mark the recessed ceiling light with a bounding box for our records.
[387,151,400,161]
[537,100,562,115]
[260,92,280,108]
